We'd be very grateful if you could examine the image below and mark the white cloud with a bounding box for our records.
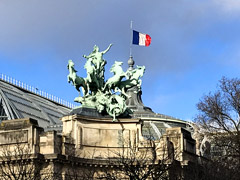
[213,0,240,14]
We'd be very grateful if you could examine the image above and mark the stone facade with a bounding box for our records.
[0,113,199,179]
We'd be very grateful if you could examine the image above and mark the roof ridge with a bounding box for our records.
[0,73,75,109]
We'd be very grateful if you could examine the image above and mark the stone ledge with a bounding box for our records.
[0,118,41,130]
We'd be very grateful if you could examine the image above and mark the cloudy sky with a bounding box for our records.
[1,0,240,121]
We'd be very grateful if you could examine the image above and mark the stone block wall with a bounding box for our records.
[0,116,199,179]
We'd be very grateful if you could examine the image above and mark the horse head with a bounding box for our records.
[110,61,123,74]
[67,60,77,73]
[136,65,145,78]
[67,59,73,69]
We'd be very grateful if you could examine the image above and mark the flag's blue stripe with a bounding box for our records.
[132,30,139,45]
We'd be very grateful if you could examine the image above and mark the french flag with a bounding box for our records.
[132,30,151,46]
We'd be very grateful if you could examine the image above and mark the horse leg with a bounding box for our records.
[76,85,82,97]
[85,83,90,95]
[103,83,107,92]
[67,75,70,83]
[138,79,142,88]
[112,113,116,122]
[84,83,89,96]
[81,86,86,97]
[109,85,113,94]
[68,76,74,85]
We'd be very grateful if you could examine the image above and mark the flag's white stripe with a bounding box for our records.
[139,33,146,46]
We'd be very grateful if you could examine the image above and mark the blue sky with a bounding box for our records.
[1,0,240,121]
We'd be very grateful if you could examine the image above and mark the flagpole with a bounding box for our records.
[128,20,135,70]
[130,21,133,57]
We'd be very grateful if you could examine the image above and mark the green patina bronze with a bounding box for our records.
[67,44,145,121]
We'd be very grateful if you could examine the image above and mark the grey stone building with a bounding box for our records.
[0,77,200,179]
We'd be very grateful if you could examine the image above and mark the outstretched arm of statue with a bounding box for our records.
[102,44,113,54]
[83,54,94,59]
[83,54,91,59]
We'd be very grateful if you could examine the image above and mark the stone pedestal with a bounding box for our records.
[0,114,199,179]
[61,110,143,159]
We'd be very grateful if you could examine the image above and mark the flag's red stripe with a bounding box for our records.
[145,34,151,46]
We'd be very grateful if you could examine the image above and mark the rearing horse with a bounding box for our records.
[67,60,88,97]
[116,65,145,98]
[103,61,125,94]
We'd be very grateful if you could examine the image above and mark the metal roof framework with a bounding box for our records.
[0,80,71,131]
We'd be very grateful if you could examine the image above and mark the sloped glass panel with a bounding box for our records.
[0,99,8,121]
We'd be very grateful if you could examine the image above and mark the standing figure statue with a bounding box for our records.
[83,44,112,70]
[83,44,112,88]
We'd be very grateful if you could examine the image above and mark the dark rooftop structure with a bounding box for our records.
[0,75,72,132]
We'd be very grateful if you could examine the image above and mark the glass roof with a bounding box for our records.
[0,80,71,131]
